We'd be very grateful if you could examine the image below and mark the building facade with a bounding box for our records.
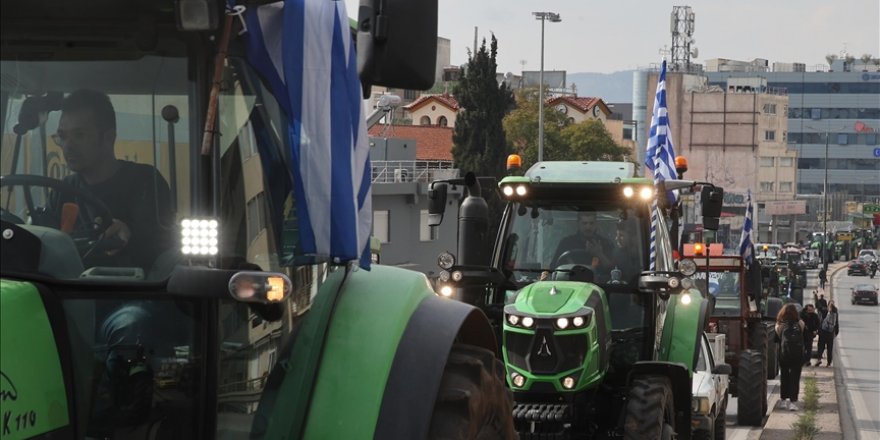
[705,66,880,201]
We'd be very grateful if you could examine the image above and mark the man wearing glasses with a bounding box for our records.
[47,89,174,271]
[551,211,612,272]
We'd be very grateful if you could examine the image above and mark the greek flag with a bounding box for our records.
[739,190,755,267]
[646,60,678,270]
[243,0,372,269]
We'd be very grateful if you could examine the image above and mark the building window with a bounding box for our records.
[764,130,776,141]
[437,116,448,127]
[760,182,774,192]
[779,182,793,193]
[420,115,431,126]
[419,210,438,241]
[760,157,775,167]
[811,108,822,120]
[867,134,878,145]
[837,133,848,145]
[373,210,390,243]
[779,157,794,167]
[403,89,418,100]
[623,127,634,140]
[783,131,788,143]
[762,103,777,114]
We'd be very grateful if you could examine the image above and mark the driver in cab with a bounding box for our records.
[47,89,175,270]
[545,212,612,279]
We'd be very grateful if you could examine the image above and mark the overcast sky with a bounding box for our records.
[345,0,880,74]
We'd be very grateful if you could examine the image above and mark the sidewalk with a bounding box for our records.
[759,262,848,440]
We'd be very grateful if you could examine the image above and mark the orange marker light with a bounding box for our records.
[507,154,522,171]
[674,156,689,173]
[693,242,704,256]
[266,277,285,302]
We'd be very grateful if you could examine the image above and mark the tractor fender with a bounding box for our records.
[627,360,692,440]
[299,265,496,440]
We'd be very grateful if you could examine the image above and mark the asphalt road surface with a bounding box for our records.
[833,269,880,440]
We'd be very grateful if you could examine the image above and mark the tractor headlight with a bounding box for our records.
[439,285,453,297]
[573,316,586,327]
[438,270,451,282]
[507,314,520,326]
[451,271,463,282]
[667,277,680,289]
[639,186,654,200]
[181,218,219,256]
[437,252,456,270]
[515,185,527,196]
[511,372,526,388]
[681,277,694,290]
[521,316,535,328]
[680,292,692,305]
[502,185,514,197]
[556,317,569,330]
[679,259,697,276]
[562,376,576,389]
[623,186,634,198]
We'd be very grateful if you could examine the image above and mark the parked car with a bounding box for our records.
[692,332,731,440]
[848,260,868,276]
[851,284,879,305]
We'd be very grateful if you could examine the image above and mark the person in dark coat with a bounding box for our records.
[800,304,821,366]
[815,301,840,367]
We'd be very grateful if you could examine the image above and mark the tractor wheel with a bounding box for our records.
[623,376,676,440]
[736,350,766,426]
[749,322,770,389]
[427,344,516,440]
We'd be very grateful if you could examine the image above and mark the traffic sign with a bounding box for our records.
[874,147,880,158]
[865,204,880,214]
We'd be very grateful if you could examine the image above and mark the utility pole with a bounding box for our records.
[532,11,561,162]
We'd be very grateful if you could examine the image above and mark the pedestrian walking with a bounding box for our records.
[800,304,821,366]
[816,293,828,320]
[818,267,827,290]
[776,303,805,411]
[815,301,839,367]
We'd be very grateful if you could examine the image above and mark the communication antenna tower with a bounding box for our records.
[670,6,698,72]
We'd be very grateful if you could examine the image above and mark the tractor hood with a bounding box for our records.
[511,281,602,315]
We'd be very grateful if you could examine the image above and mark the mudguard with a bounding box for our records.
[626,360,692,440]
[658,289,709,375]
[0,279,71,439]
[261,265,496,440]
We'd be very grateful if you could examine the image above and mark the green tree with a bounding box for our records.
[502,89,569,166]
[452,35,515,180]
[452,35,515,243]
[562,119,632,161]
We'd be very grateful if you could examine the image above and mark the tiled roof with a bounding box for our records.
[368,125,454,161]
[404,93,460,112]
[547,96,608,114]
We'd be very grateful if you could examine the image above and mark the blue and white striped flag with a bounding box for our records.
[739,190,755,268]
[646,60,678,270]
[243,0,372,269]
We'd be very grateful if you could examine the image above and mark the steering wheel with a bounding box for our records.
[0,174,115,255]
[556,249,594,267]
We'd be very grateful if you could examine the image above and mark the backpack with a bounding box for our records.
[780,320,804,365]
[821,312,837,333]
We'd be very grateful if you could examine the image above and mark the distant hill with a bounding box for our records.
[568,70,636,103]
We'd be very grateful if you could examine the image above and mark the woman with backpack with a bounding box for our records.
[776,303,805,411]
[816,301,840,366]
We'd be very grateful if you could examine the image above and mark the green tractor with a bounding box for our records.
[429,161,727,439]
[0,0,516,439]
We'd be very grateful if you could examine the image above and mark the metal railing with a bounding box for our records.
[371,160,458,183]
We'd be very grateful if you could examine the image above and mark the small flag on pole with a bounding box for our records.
[243,0,372,269]
[739,190,755,268]
[646,60,678,270]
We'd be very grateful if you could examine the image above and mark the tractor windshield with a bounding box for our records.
[694,270,742,316]
[501,202,647,288]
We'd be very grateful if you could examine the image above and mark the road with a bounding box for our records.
[833,269,880,440]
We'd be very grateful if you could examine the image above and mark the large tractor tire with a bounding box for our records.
[428,344,517,440]
[714,398,727,440]
[623,376,676,440]
[736,350,766,426]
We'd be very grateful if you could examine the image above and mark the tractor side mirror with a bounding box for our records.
[357,0,438,97]
[701,186,724,231]
[712,363,732,375]
[427,182,448,226]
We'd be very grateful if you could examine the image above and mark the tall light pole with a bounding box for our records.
[533,11,561,162]
[806,123,845,267]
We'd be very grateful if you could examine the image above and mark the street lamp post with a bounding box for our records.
[533,11,561,163]
[806,123,845,267]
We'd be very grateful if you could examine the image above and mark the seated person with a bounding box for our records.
[551,211,612,272]
[46,89,175,271]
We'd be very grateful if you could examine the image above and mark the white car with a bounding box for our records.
[692,332,731,440]
[858,249,878,262]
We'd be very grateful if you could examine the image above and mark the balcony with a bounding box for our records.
[371,160,458,183]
